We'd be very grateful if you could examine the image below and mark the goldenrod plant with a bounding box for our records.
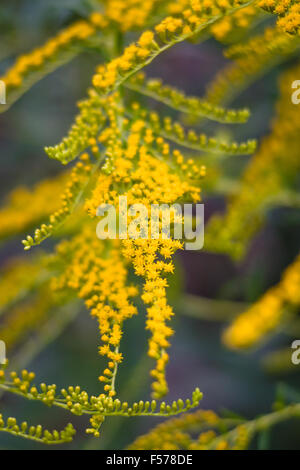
[0,0,299,450]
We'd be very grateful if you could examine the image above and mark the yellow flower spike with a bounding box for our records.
[223,252,300,349]
[92,0,255,97]
[205,61,300,259]
[259,0,300,35]
[83,109,205,397]
[0,17,106,113]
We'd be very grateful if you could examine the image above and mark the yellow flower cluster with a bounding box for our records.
[223,253,300,349]
[2,16,106,90]
[123,238,181,398]
[0,172,69,241]
[53,227,138,398]
[85,112,202,215]
[84,112,202,398]
[167,0,258,38]
[92,31,156,91]
[205,60,300,258]
[92,0,252,94]
[211,6,259,42]
[259,0,300,35]
[102,0,159,32]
